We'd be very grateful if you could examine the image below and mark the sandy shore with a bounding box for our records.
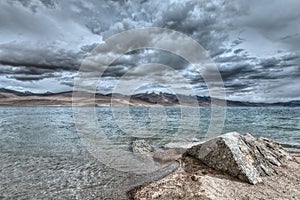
[130,152,300,200]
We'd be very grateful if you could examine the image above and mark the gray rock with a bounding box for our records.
[132,139,153,154]
[153,149,182,163]
[153,142,203,163]
[186,132,292,184]
[163,141,203,154]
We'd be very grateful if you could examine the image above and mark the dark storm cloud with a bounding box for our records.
[219,63,258,82]
[0,43,85,71]
[7,73,58,81]
[7,0,57,9]
[0,66,61,81]
[260,57,281,69]
[0,0,299,101]
[110,50,189,69]
[225,83,250,92]
[0,0,240,81]
[0,65,50,75]
[0,0,100,86]
[150,1,239,56]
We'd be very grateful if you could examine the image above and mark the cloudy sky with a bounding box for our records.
[0,0,299,102]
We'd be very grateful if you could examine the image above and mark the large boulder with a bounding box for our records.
[185,132,292,184]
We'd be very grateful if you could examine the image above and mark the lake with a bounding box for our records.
[0,106,299,199]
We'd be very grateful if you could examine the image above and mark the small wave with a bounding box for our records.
[269,126,300,131]
[280,143,300,149]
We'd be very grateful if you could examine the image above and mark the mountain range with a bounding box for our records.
[0,88,299,107]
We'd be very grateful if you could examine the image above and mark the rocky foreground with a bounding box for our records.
[129,132,300,200]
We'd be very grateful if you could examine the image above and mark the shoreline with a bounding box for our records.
[129,152,300,199]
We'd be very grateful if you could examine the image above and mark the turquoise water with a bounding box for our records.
[95,106,300,148]
[0,106,299,198]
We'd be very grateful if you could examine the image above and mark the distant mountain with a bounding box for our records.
[0,89,73,97]
[0,88,33,96]
[287,100,300,105]
[0,89,299,107]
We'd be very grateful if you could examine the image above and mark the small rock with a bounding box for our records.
[152,191,161,199]
[191,175,200,181]
[153,149,181,163]
[163,142,203,153]
[132,139,153,154]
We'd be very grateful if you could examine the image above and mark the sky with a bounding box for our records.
[0,0,299,102]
